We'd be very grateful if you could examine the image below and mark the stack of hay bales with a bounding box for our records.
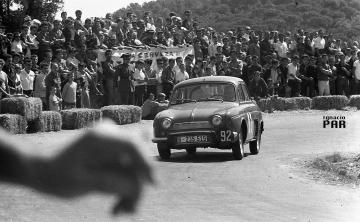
[31,111,62,132]
[0,114,27,134]
[312,96,349,110]
[0,97,42,134]
[273,97,311,111]
[61,108,102,130]
[348,95,360,109]
[101,105,142,125]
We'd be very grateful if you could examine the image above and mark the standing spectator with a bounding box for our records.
[117,53,135,105]
[0,59,9,98]
[263,59,281,96]
[317,54,332,96]
[228,50,243,78]
[175,63,189,84]
[11,32,25,54]
[287,55,302,97]
[101,49,115,105]
[314,30,326,56]
[77,62,91,108]
[62,72,77,109]
[352,51,360,95]
[48,86,62,111]
[8,64,23,95]
[299,55,315,97]
[33,61,49,108]
[45,63,62,108]
[247,56,262,82]
[328,56,337,95]
[19,57,35,96]
[274,34,288,59]
[133,60,147,106]
[335,52,351,96]
[248,71,268,99]
[161,58,175,99]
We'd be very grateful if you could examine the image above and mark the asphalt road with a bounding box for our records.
[1,110,359,222]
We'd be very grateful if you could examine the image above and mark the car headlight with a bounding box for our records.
[161,118,172,129]
[212,115,223,126]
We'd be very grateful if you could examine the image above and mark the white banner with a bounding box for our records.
[97,46,194,63]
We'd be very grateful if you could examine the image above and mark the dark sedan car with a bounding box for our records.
[152,76,264,160]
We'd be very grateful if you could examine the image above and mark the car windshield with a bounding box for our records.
[170,83,236,105]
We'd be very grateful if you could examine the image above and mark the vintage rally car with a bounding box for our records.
[152,76,264,160]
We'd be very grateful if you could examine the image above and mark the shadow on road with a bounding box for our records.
[157,151,251,163]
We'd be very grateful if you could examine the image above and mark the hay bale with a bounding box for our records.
[0,114,27,134]
[0,97,42,121]
[348,95,360,109]
[256,98,272,112]
[312,96,349,110]
[273,97,312,111]
[28,111,62,133]
[101,105,142,125]
[61,109,101,130]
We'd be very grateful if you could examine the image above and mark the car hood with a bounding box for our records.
[156,101,238,122]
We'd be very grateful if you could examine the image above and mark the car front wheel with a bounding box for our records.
[232,134,244,160]
[157,143,171,160]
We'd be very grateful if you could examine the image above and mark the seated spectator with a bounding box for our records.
[141,93,159,120]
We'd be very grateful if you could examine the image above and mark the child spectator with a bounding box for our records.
[33,61,49,109]
[62,72,77,109]
[49,86,62,111]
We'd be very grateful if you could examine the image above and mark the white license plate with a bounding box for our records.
[177,135,209,144]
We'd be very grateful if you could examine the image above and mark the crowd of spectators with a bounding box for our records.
[0,9,360,113]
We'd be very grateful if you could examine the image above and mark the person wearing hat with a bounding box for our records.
[33,61,50,108]
[116,53,135,105]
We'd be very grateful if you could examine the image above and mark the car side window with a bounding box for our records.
[241,84,250,101]
[237,85,245,102]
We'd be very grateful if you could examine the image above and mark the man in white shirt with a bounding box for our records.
[20,58,35,96]
[175,63,189,84]
[274,34,288,59]
[133,60,147,106]
[313,30,326,56]
[352,51,360,94]
[287,55,301,97]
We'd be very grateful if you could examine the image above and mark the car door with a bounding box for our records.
[240,83,257,141]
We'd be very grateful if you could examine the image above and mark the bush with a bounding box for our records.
[28,111,62,133]
[61,109,102,130]
[101,105,142,125]
[311,96,349,110]
[0,114,27,134]
[348,95,360,109]
[0,97,42,121]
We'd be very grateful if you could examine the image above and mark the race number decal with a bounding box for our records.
[220,130,232,142]
[247,113,253,139]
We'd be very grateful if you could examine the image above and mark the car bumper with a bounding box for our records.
[152,130,239,149]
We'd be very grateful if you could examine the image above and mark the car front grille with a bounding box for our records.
[172,121,212,131]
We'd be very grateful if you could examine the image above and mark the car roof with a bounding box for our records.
[175,76,244,88]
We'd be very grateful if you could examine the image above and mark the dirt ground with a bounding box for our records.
[1,110,359,222]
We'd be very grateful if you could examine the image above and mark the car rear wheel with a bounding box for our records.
[186,147,197,155]
[232,135,244,160]
[157,143,171,160]
[249,133,261,155]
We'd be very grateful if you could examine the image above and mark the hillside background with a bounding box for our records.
[113,0,360,40]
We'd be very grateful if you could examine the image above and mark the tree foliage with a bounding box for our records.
[1,0,63,32]
[113,0,360,40]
